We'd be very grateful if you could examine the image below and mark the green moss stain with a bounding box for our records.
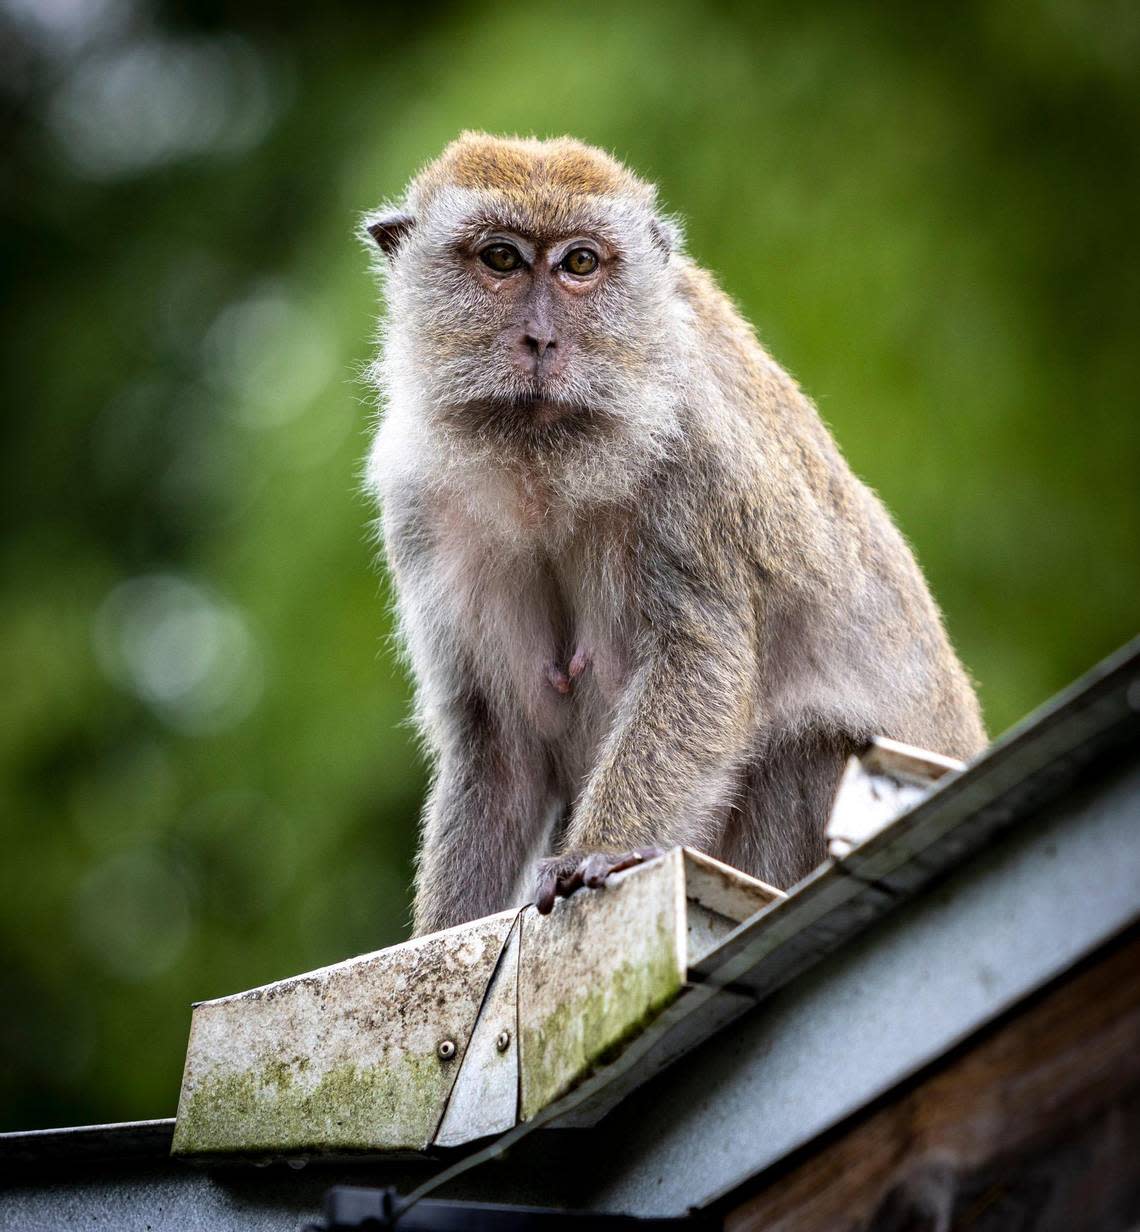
[519,916,683,1120]
[171,906,679,1152]
[171,1051,448,1156]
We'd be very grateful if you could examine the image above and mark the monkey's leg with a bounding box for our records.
[716,729,850,889]
[536,620,756,912]
[414,702,554,936]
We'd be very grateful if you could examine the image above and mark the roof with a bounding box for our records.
[1,637,1137,1229]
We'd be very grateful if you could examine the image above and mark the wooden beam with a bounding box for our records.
[725,929,1140,1232]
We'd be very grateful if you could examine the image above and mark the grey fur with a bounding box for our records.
[362,135,986,935]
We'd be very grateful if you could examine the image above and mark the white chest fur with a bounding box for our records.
[426,480,633,769]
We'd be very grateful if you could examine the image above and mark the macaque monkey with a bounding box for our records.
[363,133,986,936]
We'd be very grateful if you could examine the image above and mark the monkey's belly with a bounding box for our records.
[481,639,623,793]
[543,683,615,796]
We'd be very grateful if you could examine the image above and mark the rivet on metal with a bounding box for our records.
[495,1030,512,1053]
[437,1039,457,1061]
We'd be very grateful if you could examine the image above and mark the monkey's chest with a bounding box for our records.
[459,556,630,754]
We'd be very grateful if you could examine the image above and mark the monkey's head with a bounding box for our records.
[365,133,684,453]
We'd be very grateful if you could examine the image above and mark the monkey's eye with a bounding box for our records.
[480,243,523,273]
[562,248,599,276]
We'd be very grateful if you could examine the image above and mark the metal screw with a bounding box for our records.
[437,1039,457,1060]
[495,1029,512,1053]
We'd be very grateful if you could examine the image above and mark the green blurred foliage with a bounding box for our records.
[0,0,1136,1130]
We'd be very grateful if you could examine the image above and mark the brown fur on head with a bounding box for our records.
[365,133,684,482]
[370,133,664,250]
[410,132,657,217]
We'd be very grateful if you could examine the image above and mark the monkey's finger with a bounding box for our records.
[580,853,614,888]
[557,864,587,899]
[607,846,665,876]
[606,851,644,875]
[535,871,560,915]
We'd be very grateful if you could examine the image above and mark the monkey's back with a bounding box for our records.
[671,259,986,763]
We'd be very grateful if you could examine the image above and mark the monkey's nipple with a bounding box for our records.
[545,663,573,695]
[545,649,592,696]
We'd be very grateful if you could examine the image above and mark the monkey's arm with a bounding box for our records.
[538,588,758,911]
[378,490,548,935]
[384,495,557,936]
[414,692,553,936]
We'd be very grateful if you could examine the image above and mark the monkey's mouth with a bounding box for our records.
[442,394,603,441]
[509,395,581,426]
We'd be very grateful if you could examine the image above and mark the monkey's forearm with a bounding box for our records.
[413,731,550,935]
[563,632,755,855]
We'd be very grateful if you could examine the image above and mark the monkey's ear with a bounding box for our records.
[649,214,681,258]
[365,211,415,257]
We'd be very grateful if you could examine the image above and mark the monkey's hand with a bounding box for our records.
[534,847,665,915]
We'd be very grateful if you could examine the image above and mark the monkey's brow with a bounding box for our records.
[453,207,617,249]
[460,220,537,244]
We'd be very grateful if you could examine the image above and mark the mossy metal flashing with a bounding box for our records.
[518,850,689,1121]
[171,849,778,1158]
[171,912,516,1156]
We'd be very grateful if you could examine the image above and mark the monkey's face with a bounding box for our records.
[377,189,681,447]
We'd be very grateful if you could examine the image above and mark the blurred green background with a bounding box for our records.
[1,0,1136,1131]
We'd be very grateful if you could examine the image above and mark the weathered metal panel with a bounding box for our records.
[681,848,784,940]
[826,738,963,859]
[433,916,522,1147]
[171,912,516,1157]
[514,848,779,1124]
[543,982,758,1129]
[169,849,775,1158]
[517,848,689,1122]
[535,852,781,1130]
[581,756,1140,1216]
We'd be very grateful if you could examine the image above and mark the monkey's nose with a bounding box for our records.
[522,328,558,359]
[514,327,562,378]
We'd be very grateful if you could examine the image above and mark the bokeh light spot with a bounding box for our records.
[72,847,192,982]
[46,33,282,178]
[92,573,263,734]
